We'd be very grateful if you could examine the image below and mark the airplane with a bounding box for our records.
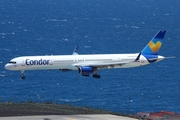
[5,30,168,79]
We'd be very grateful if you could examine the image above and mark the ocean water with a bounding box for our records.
[0,0,180,114]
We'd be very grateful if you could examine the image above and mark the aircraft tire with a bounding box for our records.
[93,74,101,79]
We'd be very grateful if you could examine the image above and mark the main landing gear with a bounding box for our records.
[93,74,101,79]
[92,69,101,78]
[20,70,25,79]
[82,74,101,78]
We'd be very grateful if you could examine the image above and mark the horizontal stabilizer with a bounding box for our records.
[164,56,176,59]
[134,52,141,62]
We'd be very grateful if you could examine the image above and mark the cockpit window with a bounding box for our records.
[9,61,16,64]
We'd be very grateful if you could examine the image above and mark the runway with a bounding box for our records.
[0,114,137,120]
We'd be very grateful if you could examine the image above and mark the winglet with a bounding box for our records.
[72,45,79,55]
[141,30,166,55]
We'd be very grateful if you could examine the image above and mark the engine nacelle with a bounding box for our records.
[78,66,95,75]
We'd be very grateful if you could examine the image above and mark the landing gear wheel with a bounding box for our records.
[22,76,25,79]
[93,74,101,79]
[20,70,25,79]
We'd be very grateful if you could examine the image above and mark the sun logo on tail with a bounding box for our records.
[148,41,162,53]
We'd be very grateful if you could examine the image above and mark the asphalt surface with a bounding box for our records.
[0,115,137,120]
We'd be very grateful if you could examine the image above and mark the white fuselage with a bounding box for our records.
[4,53,164,71]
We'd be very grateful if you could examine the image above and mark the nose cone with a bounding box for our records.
[5,64,10,70]
[4,64,14,70]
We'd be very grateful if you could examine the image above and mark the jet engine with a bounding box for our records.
[78,66,95,76]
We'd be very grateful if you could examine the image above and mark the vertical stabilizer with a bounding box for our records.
[141,30,166,55]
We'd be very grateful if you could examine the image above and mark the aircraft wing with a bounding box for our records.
[73,61,131,69]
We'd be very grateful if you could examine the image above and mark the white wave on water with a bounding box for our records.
[0,74,5,77]
[46,19,67,22]
[0,33,6,35]
[3,48,11,51]
[84,46,91,48]
[59,98,83,102]
[62,38,68,42]
[0,71,7,78]
[0,32,16,36]
[1,21,14,25]
[131,26,139,29]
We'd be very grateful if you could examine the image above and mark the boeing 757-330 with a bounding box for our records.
[5,30,169,79]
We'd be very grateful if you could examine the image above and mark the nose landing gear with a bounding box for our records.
[20,70,25,79]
